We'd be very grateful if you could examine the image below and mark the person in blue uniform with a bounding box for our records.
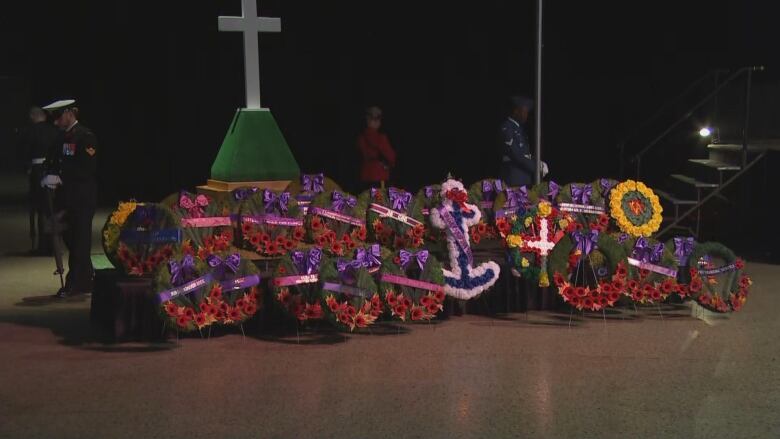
[41,99,98,298]
[499,96,546,186]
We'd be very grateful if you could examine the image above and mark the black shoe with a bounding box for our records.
[54,287,71,299]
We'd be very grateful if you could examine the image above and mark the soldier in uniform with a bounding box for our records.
[17,106,60,254]
[499,96,547,187]
[41,99,98,298]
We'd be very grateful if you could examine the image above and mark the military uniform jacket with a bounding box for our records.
[500,117,536,186]
[47,122,98,208]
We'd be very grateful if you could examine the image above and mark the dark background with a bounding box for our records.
[1,0,778,203]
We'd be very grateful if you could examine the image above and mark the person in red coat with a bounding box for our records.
[357,106,396,187]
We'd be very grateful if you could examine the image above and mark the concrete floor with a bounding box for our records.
[0,171,779,439]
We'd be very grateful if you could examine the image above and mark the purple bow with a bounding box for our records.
[207,253,240,279]
[617,233,629,244]
[232,187,257,201]
[573,230,599,256]
[389,187,412,212]
[168,254,196,287]
[179,192,209,218]
[547,181,560,201]
[301,173,325,193]
[505,187,529,208]
[399,249,429,271]
[570,184,592,205]
[632,237,664,263]
[331,191,357,212]
[673,236,695,265]
[481,180,504,202]
[424,186,436,199]
[355,244,382,270]
[132,204,158,225]
[600,179,616,199]
[263,190,290,214]
[336,257,363,285]
[291,248,322,274]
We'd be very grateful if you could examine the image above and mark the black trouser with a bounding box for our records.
[63,185,96,293]
[29,165,51,252]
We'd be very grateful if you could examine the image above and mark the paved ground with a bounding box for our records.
[0,171,778,439]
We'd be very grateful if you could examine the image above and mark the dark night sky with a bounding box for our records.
[1,0,778,203]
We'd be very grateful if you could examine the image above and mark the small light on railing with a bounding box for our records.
[699,127,712,137]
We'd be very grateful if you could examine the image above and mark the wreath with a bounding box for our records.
[155,251,261,332]
[530,180,560,205]
[418,185,447,248]
[165,191,234,261]
[378,248,446,321]
[504,201,567,287]
[548,231,628,311]
[271,247,326,323]
[102,202,179,276]
[365,187,426,249]
[284,173,341,214]
[319,245,384,331]
[686,242,750,312]
[620,236,680,304]
[492,185,533,221]
[555,182,610,233]
[306,190,369,257]
[609,180,663,237]
[237,189,306,258]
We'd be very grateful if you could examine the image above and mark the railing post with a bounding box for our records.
[742,69,752,169]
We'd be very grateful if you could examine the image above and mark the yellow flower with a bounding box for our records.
[558,219,569,230]
[506,234,524,248]
[538,201,552,217]
[524,217,533,228]
[109,201,138,226]
[538,271,550,287]
[608,180,663,237]
[521,257,530,268]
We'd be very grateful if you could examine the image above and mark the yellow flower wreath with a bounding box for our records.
[609,180,663,237]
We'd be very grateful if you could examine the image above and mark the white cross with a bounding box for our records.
[522,218,557,256]
[218,0,281,109]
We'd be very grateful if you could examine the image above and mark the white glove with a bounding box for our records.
[541,161,549,177]
[41,175,62,189]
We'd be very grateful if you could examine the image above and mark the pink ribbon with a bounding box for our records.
[627,257,678,278]
[274,274,320,286]
[310,207,365,227]
[380,274,444,292]
[369,203,423,227]
[181,216,232,228]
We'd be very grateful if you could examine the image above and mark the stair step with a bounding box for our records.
[707,143,776,152]
[669,174,719,189]
[687,159,741,171]
[655,189,697,205]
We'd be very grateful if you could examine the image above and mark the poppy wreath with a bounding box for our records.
[306,190,369,257]
[504,200,568,287]
[319,245,383,331]
[685,241,750,312]
[609,180,663,237]
[418,185,447,249]
[547,231,628,311]
[365,187,426,250]
[378,248,446,322]
[155,251,261,333]
[284,172,341,215]
[165,191,234,261]
[530,180,561,206]
[103,202,180,276]
[237,189,305,258]
[619,236,680,304]
[555,182,610,233]
[271,247,326,323]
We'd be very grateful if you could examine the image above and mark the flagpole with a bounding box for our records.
[534,0,543,184]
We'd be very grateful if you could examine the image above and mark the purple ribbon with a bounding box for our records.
[291,248,322,275]
[232,187,258,201]
[505,187,529,208]
[600,179,616,199]
[570,184,592,205]
[437,207,473,264]
[673,236,695,266]
[547,181,560,201]
[399,249,429,271]
[168,254,196,287]
[356,244,382,270]
[157,273,212,303]
[481,180,504,202]
[263,190,290,214]
[331,191,357,213]
[573,229,599,256]
[389,187,412,212]
[301,173,325,193]
[617,233,629,244]
[632,237,664,264]
[206,253,240,280]
[424,186,436,199]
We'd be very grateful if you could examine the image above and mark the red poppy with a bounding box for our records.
[241,223,253,235]
[677,284,689,297]
[412,225,425,238]
[176,315,189,328]
[616,263,628,278]
[331,242,344,255]
[582,297,595,310]
[194,313,207,327]
[689,267,699,278]
[600,283,614,294]
[553,273,565,288]
[627,279,639,291]
[209,285,223,300]
[561,286,574,300]
[574,287,587,298]
[338,313,352,325]
[283,239,295,251]
[198,302,209,313]
[292,228,305,242]
[735,259,745,270]
[698,293,712,306]
[598,214,610,227]
[434,290,445,303]
[327,300,340,313]
[689,277,703,293]
[477,223,487,235]
[345,305,357,318]
[739,275,751,289]
[630,291,643,302]
[208,304,219,316]
[394,304,408,317]
[426,302,440,315]
[164,302,178,316]
[249,233,262,246]
[611,279,625,293]
[278,266,287,275]
[410,307,425,321]
[420,295,433,307]
[639,268,650,279]
[607,291,621,304]
[227,307,242,321]
[661,279,676,294]
[649,288,662,302]
[267,243,279,254]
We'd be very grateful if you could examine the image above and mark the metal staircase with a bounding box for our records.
[619,66,769,239]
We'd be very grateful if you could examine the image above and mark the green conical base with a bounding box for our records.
[210,108,300,182]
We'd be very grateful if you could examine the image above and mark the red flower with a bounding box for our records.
[345,305,357,318]
[426,302,441,315]
[574,287,587,298]
[689,267,699,278]
[600,283,614,294]
[249,233,262,246]
[639,268,650,279]
[420,295,433,307]
[649,288,662,302]
[164,302,178,316]
[328,300,340,313]
[331,242,344,255]
[176,315,189,328]
[283,239,295,251]
[607,291,621,304]
[598,214,610,227]
[355,227,367,241]
[739,275,751,289]
[394,304,408,317]
[616,263,628,278]
[661,279,676,294]
[241,223,253,235]
[471,232,481,245]
[630,291,643,302]
[434,290,445,303]
[561,286,574,300]
[267,243,279,254]
[354,313,369,328]
[228,307,242,321]
[293,228,306,241]
[689,277,703,293]
[198,302,209,313]
[735,258,745,270]
[278,266,286,275]
[184,308,195,319]
[338,313,352,325]
[582,297,594,310]
[385,291,397,306]
[412,225,425,238]
[393,256,402,266]
[677,284,690,297]
[194,313,207,327]
[209,285,223,300]
[553,272,565,287]
[698,293,712,306]
[477,223,487,235]
[627,279,639,291]
[304,302,323,319]
[611,278,625,292]
[410,307,425,321]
